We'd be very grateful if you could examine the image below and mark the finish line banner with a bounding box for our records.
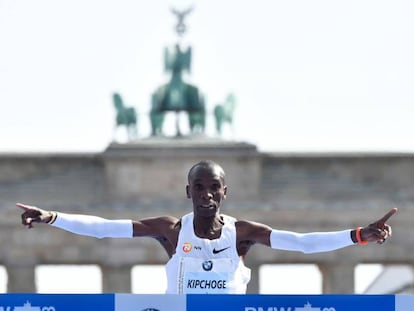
[0,294,113,311]
[1,294,413,311]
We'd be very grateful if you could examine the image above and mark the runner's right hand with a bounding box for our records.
[17,202,53,228]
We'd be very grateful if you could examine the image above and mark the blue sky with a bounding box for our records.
[1,0,413,153]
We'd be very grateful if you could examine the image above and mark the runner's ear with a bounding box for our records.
[186,185,191,198]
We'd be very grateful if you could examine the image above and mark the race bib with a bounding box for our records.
[184,271,230,294]
[178,257,236,294]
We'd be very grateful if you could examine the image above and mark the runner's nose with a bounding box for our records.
[201,190,213,199]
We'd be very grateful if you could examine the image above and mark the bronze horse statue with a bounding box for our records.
[113,92,137,141]
[150,44,206,136]
[214,93,236,135]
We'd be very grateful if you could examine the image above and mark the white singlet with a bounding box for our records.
[165,213,251,294]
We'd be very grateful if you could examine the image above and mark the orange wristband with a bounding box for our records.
[356,227,369,245]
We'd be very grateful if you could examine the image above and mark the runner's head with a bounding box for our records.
[186,161,227,217]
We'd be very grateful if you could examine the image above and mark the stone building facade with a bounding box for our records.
[0,139,412,293]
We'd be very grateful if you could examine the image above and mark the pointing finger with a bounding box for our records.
[377,208,398,224]
[16,202,33,211]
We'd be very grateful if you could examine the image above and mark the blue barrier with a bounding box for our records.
[0,294,113,311]
[0,294,413,311]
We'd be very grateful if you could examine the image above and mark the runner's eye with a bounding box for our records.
[194,184,203,191]
[211,184,220,191]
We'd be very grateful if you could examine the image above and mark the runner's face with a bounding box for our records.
[187,166,227,217]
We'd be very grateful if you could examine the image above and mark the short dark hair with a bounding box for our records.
[187,160,225,183]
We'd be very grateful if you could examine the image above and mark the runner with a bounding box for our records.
[18,160,397,294]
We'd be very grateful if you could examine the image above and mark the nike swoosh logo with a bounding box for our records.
[212,246,230,254]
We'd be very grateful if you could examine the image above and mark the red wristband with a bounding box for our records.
[356,227,369,245]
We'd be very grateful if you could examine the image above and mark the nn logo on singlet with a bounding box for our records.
[182,242,193,253]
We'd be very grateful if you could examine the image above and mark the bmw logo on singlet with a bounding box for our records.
[202,260,213,271]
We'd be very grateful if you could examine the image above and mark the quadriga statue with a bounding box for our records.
[150,44,205,136]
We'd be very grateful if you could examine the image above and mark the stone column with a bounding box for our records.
[319,263,355,293]
[246,264,260,293]
[101,265,132,293]
[6,263,36,292]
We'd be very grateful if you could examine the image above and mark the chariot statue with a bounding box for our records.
[150,6,206,136]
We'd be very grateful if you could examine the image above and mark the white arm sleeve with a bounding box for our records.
[51,212,133,239]
[270,229,355,254]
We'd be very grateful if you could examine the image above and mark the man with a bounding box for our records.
[18,160,396,294]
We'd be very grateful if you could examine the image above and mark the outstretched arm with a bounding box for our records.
[17,202,179,241]
[17,202,133,238]
[18,202,180,258]
[237,208,397,255]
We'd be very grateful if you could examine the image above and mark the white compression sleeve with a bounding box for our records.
[51,212,133,239]
[270,229,354,254]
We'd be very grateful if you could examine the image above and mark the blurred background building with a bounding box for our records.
[0,147,412,293]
